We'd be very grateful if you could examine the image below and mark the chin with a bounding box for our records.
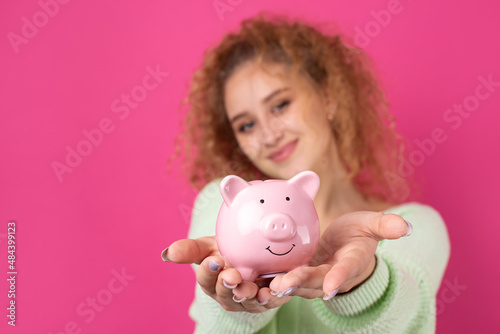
[267,164,310,180]
[258,154,314,180]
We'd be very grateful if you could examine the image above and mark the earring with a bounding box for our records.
[326,104,336,121]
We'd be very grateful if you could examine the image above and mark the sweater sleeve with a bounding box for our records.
[310,203,451,333]
[187,179,280,334]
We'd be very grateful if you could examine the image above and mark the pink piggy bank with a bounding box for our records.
[216,170,321,282]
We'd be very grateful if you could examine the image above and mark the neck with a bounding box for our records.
[311,143,389,233]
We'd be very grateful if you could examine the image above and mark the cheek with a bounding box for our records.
[236,135,260,160]
[281,100,320,132]
[283,112,313,136]
[301,110,331,139]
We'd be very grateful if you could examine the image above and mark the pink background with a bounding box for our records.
[1,0,499,333]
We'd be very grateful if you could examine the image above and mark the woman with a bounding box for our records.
[163,13,450,333]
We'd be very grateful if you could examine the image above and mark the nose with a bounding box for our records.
[261,213,296,241]
[261,119,283,145]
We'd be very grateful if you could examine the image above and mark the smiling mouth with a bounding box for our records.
[265,244,295,256]
[268,140,298,162]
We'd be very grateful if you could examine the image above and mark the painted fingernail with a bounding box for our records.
[208,260,221,272]
[270,290,280,296]
[323,287,340,301]
[232,295,247,303]
[257,300,269,306]
[403,220,413,237]
[280,285,298,297]
[161,247,171,262]
[223,280,237,289]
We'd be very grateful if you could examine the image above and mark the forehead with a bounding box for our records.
[226,61,290,91]
[223,61,300,116]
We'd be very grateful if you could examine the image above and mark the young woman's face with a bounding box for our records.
[223,60,337,180]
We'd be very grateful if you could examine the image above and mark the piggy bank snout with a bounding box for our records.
[261,213,296,241]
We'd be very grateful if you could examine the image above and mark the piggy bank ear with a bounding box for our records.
[287,170,320,200]
[220,175,249,206]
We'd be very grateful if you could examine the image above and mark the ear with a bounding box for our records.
[320,89,336,116]
[319,88,334,108]
[287,170,320,200]
[220,175,249,206]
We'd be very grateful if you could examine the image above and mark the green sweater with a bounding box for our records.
[187,179,451,334]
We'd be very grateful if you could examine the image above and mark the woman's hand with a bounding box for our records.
[163,236,290,313]
[268,212,412,300]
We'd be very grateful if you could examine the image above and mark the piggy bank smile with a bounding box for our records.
[266,244,295,256]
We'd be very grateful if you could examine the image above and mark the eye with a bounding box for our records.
[238,121,255,133]
[260,199,265,204]
[286,197,290,201]
[272,100,290,113]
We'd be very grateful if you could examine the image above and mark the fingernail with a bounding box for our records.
[208,260,221,272]
[223,280,237,289]
[280,285,298,297]
[257,299,269,306]
[270,290,280,296]
[161,247,171,262]
[403,220,413,237]
[323,287,340,301]
[232,295,247,303]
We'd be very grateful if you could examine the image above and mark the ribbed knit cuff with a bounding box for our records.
[321,250,389,316]
[310,248,393,330]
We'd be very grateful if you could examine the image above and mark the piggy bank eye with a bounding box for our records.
[260,199,265,204]
[286,197,290,201]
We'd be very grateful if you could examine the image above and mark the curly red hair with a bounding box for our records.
[171,12,412,204]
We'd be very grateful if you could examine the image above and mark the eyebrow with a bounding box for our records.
[229,87,290,124]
